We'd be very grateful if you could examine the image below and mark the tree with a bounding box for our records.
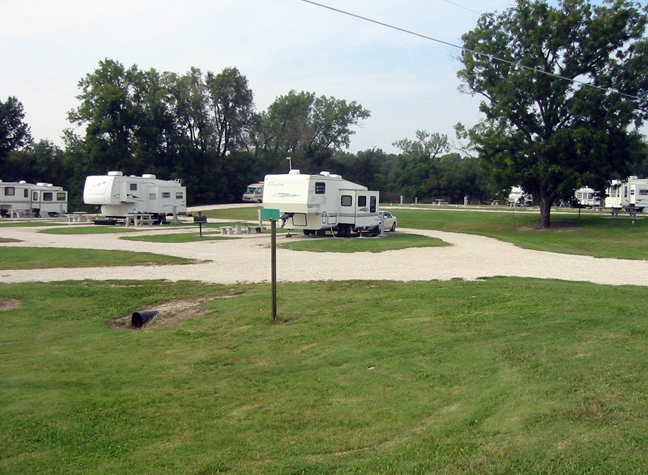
[255,90,370,172]
[392,130,449,159]
[458,0,648,228]
[68,59,139,173]
[205,67,255,159]
[0,96,33,163]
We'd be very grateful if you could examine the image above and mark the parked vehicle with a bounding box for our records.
[0,180,68,217]
[605,176,648,217]
[242,182,264,203]
[380,211,398,232]
[574,187,600,208]
[262,170,381,236]
[83,171,186,223]
[507,186,533,207]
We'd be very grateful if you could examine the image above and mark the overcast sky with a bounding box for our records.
[1,0,645,154]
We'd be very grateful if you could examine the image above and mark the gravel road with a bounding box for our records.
[2,222,648,287]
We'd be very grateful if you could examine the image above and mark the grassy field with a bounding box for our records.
[280,232,448,252]
[392,208,648,260]
[0,247,198,270]
[2,278,648,474]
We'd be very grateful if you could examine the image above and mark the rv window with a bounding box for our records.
[341,195,352,207]
[24,189,29,198]
[149,193,156,200]
[370,196,377,213]
[130,183,138,191]
[162,192,171,198]
[358,196,367,207]
[315,182,326,194]
[176,192,183,199]
[4,187,15,196]
[57,192,66,201]
[640,189,648,196]
[43,192,53,202]
[32,192,39,200]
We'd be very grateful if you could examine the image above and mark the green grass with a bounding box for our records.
[0,221,62,227]
[0,247,199,270]
[393,208,648,259]
[121,232,230,243]
[280,232,448,252]
[2,278,648,474]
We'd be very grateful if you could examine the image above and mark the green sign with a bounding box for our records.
[261,208,281,220]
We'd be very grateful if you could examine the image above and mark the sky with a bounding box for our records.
[1,0,645,155]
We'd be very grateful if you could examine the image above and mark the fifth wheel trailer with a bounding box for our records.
[605,177,648,217]
[262,170,382,236]
[83,171,186,223]
[0,180,68,217]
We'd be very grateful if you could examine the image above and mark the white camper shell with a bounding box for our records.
[83,171,186,222]
[262,170,381,236]
[0,180,68,218]
[574,187,600,208]
[605,177,648,217]
[242,182,264,203]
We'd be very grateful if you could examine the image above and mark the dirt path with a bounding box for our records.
[1,224,648,286]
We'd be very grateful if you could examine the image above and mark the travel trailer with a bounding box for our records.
[507,186,533,207]
[262,170,381,236]
[0,180,68,217]
[83,171,186,223]
[574,187,600,208]
[242,182,264,203]
[605,176,648,217]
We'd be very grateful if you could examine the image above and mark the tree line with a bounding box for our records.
[0,59,494,209]
[2,0,648,227]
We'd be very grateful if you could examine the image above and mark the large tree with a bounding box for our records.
[0,96,33,163]
[255,90,370,172]
[458,0,648,228]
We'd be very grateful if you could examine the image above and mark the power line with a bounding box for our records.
[299,0,643,102]
[440,0,482,16]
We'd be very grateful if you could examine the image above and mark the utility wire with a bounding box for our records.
[300,0,643,101]
[440,0,482,16]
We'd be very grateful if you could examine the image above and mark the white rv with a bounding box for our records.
[574,187,600,208]
[605,177,648,217]
[0,180,68,217]
[262,170,381,236]
[83,171,186,223]
[242,182,264,203]
[507,186,533,207]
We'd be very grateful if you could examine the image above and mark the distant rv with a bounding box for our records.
[242,182,264,203]
[83,171,186,223]
[574,187,600,208]
[605,176,648,217]
[507,186,533,207]
[262,170,381,236]
[0,180,68,218]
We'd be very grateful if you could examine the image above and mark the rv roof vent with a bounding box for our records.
[36,182,47,187]
[19,180,27,184]
[330,174,341,178]
[142,174,156,179]
[320,171,331,176]
[108,171,123,176]
[47,184,53,187]
[289,169,300,175]
[629,176,638,180]
[0,180,3,184]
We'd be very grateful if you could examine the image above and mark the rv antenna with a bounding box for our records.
[286,156,292,171]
